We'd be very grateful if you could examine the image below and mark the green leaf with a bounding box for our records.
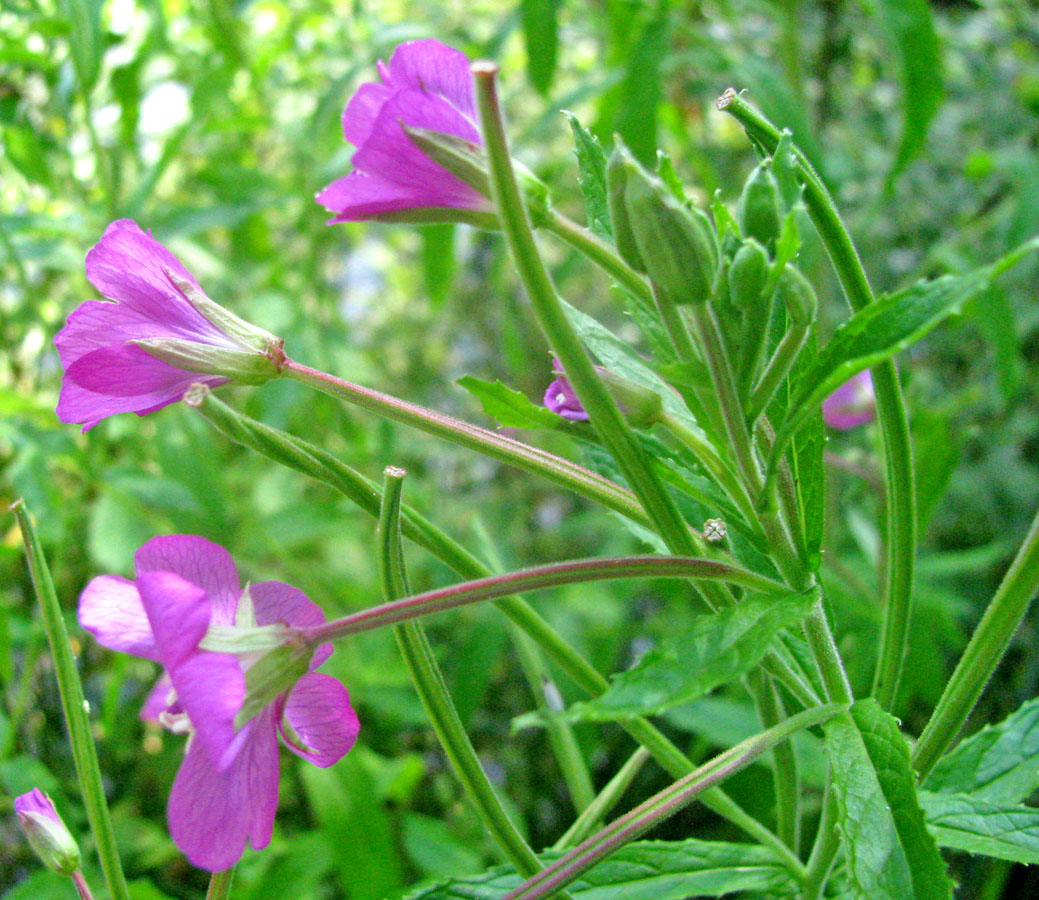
[564,112,611,239]
[923,695,1039,805]
[868,0,944,180]
[790,329,826,569]
[824,700,953,900]
[3,125,53,187]
[457,375,569,431]
[564,590,814,720]
[920,791,1039,865]
[613,14,668,166]
[58,0,103,90]
[403,838,799,900]
[521,0,559,95]
[775,239,1039,460]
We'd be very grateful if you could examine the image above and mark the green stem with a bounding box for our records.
[747,323,810,423]
[913,502,1039,778]
[718,90,916,709]
[553,748,649,850]
[802,592,853,705]
[754,671,801,855]
[71,871,96,900]
[282,360,648,527]
[801,787,840,900]
[303,555,789,645]
[542,211,655,311]
[205,867,236,900]
[473,63,701,562]
[503,705,844,900]
[378,468,547,880]
[11,501,130,900]
[190,392,807,863]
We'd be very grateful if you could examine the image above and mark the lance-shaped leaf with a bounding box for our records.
[825,700,953,900]
[458,376,571,431]
[772,238,1039,466]
[563,591,815,720]
[920,791,1039,865]
[565,112,611,240]
[923,695,1039,805]
[403,837,798,900]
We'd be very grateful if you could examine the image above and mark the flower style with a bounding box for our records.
[56,219,285,432]
[14,788,81,875]
[78,535,359,872]
[822,370,876,430]
[316,39,493,224]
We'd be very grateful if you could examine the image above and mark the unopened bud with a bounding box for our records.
[606,145,646,273]
[14,789,81,876]
[775,265,817,326]
[737,160,782,252]
[621,149,718,305]
[728,239,770,311]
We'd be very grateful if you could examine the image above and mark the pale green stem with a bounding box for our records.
[11,501,130,900]
[553,748,650,851]
[717,90,916,709]
[747,322,810,423]
[754,670,801,855]
[71,871,96,900]
[378,468,550,881]
[282,360,648,526]
[503,705,845,900]
[802,787,840,900]
[205,867,235,900]
[913,503,1039,778]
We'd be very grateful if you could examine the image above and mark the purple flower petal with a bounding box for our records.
[382,39,477,120]
[544,376,589,422]
[166,708,280,872]
[342,81,396,146]
[140,673,174,723]
[823,370,876,430]
[78,574,160,661]
[279,673,359,768]
[134,534,242,626]
[249,581,332,669]
[14,788,60,824]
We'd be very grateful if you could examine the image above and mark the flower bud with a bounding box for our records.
[14,789,81,876]
[606,145,647,273]
[728,238,770,311]
[775,264,818,326]
[737,160,782,252]
[620,148,718,305]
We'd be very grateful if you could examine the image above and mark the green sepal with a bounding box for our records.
[728,239,770,312]
[737,159,783,252]
[18,807,81,876]
[235,645,312,730]
[775,265,818,326]
[132,337,283,385]
[606,143,647,272]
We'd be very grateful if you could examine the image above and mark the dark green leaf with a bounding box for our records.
[824,700,953,900]
[457,375,569,431]
[565,112,611,239]
[869,0,944,179]
[403,838,799,900]
[790,329,826,569]
[564,590,814,719]
[521,0,559,95]
[776,240,1039,459]
[920,792,1039,865]
[923,695,1039,805]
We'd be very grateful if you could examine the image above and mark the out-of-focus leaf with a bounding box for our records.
[824,700,953,900]
[2,868,79,899]
[971,285,1021,405]
[57,0,103,90]
[3,125,53,187]
[520,0,559,95]
[867,0,943,179]
[562,590,814,719]
[422,224,457,308]
[403,812,484,880]
[912,405,962,535]
[244,833,333,900]
[403,838,799,900]
[920,792,1039,864]
[613,13,668,166]
[564,112,611,239]
[457,376,569,431]
[923,695,1039,805]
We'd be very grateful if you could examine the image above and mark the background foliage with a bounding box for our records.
[2,0,1038,897]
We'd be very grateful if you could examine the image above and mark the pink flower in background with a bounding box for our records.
[78,535,358,872]
[317,39,491,223]
[56,220,282,432]
[822,370,876,430]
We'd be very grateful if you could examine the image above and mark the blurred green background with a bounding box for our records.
[2,0,1038,897]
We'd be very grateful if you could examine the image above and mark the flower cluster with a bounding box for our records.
[78,535,358,871]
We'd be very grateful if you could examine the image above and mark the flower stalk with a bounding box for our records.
[11,501,131,900]
[205,868,236,900]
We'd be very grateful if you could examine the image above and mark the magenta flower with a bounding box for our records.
[78,535,359,872]
[56,219,284,432]
[14,789,81,875]
[544,370,589,422]
[822,370,876,430]
[316,39,492,224]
